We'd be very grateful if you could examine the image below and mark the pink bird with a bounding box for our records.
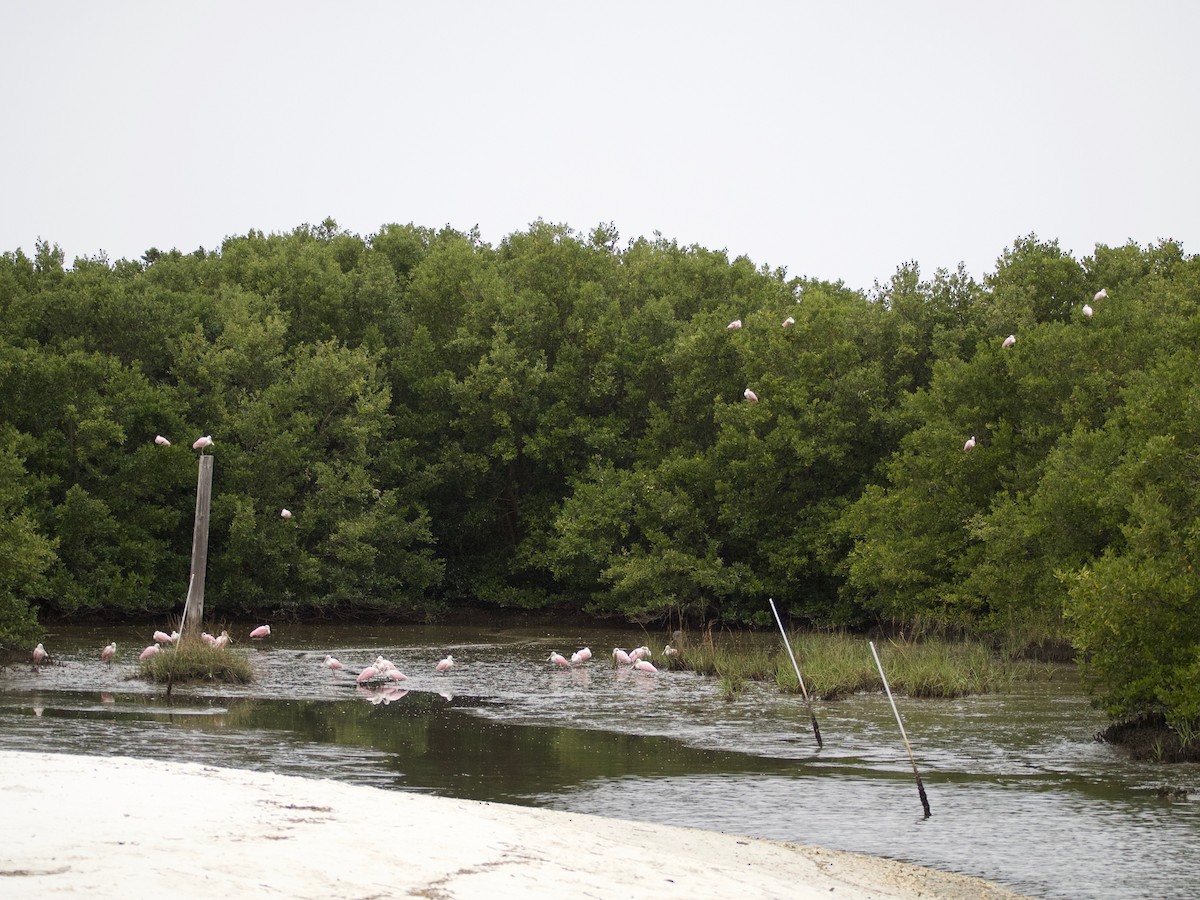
[192,435,213,451]
[280,508,292,520]
[1094,288,1108,302]
[154,435,171,446]
[613,648,632,665]
[356,666,379,683]
[324,655,344,671]
[1002,334,1016,349]
[202,632,216,646]
[576,647,592,662]
[743,388,758,403]
[101,642,117,663]
[726,319,742,330]
[782,316,795,328]
[212,631,230,649]
[153,630,174,644]
[436,654,455,673]
[1082,304,1093,318]
[32,643,47,665]
[387,668,408,681]
[549,651,570,668]
[249,624,271,639]
[633,659,658,674]
[139,644,160,661]
[964,435,976,453]
[630,646,651,662]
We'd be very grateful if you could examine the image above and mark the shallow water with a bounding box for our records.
[2,624,1198,899]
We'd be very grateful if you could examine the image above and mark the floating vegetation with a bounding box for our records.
[139,639,253,685]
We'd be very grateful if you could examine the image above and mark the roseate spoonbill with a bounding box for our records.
[280,509,292,520]
[630,646,652,661]
[727,319,742,330]
[549,651,570,667]
[374,655,396,673]
[1002,334,1016,349]
[744,388,758,403]
[101,642,116,662]
[201,632,216,646]
[436,654,455,673]
[576,647,592,662]
[153,630,173,644]
[570,651,583,665]
[324,655,344,670]
[782,316,795,327]
[1094,288,1108,302]
[212,631,230,649]
[387,668,408,681]
[613,648,632,665]
[1082,304,1093,318]
[964,435,976,452]
[249,624,271,639]
[192,435,213,451]
[32,643,47,664]
[154,435,171,446]
[139,644,160,661]
[664,644,679,657]
[633,659,658,673]
[356,666,379,683]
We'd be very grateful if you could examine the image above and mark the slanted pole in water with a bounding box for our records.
[768,598,823,749]
[181,455,213,642]
[869,640,931,819]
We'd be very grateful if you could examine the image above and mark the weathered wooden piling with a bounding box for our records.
[181,454,213,642]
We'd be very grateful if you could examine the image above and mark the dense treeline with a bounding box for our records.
[1,220,1198,735]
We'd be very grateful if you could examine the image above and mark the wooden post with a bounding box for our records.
[181,454,213,642]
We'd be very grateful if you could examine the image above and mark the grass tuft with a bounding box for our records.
[140,639,253,684]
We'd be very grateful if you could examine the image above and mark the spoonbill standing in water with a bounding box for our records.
[101,642,117,662]
[613,648,632,665]
[139,644,160,661]
[356,666,379,684]
[633,659,658,673]
[250,624,271,639]
[549,651,570,668]
[32,643,47,665]
[324,656,344,671]
[436,654,455,673]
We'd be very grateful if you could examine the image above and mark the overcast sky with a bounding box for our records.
[4,1,1197,290]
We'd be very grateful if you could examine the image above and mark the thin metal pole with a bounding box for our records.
[869,640,931,818]
[768,598,822,749]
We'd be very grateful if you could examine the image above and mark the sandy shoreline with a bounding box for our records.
[0,751,1027,899]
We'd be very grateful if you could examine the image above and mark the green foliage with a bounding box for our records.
[4,224,1200,735]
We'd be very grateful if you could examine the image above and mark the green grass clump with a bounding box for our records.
[669,629,1042,700]
[140,639,253,684]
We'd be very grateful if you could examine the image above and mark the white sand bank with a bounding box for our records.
[0,751,1026,899]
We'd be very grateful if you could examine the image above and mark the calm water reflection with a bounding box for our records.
[2,624,1198,899]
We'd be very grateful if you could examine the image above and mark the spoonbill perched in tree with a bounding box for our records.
[1002,334,1016,349]
[727,319,742,330]
[101,642,116,663]
[782,316,795,328]
[192,435,213,451]
[249,624,271,639]
[1094,288,1108,302]
[32,643,47,665]
[280,508,292,519]
[549,651,570,668]
[1082,305,1093,318]
[964,435,977,453]
[744,388,758,403]
[154,435,171,446]
[436,654,455,673]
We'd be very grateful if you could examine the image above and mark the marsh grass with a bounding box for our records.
[671,630,1040,700]
[140,639,253,684]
